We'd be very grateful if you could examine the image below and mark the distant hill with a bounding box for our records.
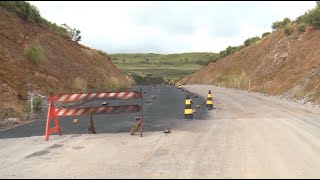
[110,52,217,81]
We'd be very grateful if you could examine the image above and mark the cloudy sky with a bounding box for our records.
[29,1,316,54]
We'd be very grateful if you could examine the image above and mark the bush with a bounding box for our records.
[24,42,45,65]
[284,26,294,35]
[271,17,291,30]
[23,96,44,113]
[96,50,111,60]
[302,2,320,29]
[272,21,283,30]
[0,1,81,41]
[297,24,306,33]
[244,36,260,46]
[262,32,271,38]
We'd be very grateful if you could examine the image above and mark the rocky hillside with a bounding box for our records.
[0,6,133,124]
[181,26,320,104]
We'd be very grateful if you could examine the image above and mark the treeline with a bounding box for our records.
[131,74,167,85]
[0,1,81,42]
[204,1,320,66]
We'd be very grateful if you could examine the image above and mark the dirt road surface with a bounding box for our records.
[1,84,320,178]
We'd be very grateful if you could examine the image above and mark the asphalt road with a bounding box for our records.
[1,85,320,178]
[0,85,209,139]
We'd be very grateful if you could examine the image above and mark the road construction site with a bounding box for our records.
[1,84,320,178]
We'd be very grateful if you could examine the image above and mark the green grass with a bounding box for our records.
[110,52,216,80]
[24,42,45,65]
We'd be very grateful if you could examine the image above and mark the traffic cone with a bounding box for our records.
[206,90,213,109]
[184,94,193,119]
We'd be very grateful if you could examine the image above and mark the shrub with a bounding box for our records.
[24,42,45,65]
[297,24,306,33]
[271,17,291,30]
[96,50,111,60]
[303,2,320,29]
[23,96,44,113]
[282,17,291,26]
[272,21,283,30]
[0,2,81,41]
[244,36,260,46]
[262,32,271,38]
[284,26,294,35]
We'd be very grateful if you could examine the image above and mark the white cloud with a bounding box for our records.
[28,1,317,54]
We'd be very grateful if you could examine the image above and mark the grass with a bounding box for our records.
[110,52,216,81]
[24,42,45,65]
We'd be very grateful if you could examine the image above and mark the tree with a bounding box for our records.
[282,17,291,26]
[61,24,82,42]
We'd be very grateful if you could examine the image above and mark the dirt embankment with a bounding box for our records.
[0,7,133,123]
[181,26,320,104]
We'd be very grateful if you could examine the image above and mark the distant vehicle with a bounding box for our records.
[102,101,108,106]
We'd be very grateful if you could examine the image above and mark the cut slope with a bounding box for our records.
[0,7,133,120]
[181,26,320,103]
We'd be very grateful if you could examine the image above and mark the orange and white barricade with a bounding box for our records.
[45,90,143,141]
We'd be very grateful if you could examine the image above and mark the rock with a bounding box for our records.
[4,118,20,124]
[101,101,108,106]
[280,52,289,59]
[73,118,79,124]
[23,114,30,121]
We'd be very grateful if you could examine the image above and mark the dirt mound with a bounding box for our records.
[181,26,320,104]
[0,7,133,122]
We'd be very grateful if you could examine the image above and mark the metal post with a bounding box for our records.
[30,95,33,114]
[90,114,96,134]
[140,88,144,137]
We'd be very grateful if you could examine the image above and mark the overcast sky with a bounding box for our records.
[29,1,316,54]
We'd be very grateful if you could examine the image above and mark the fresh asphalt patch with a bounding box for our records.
[0,85,211,139]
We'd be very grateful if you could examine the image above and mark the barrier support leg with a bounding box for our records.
[90,114,96,134]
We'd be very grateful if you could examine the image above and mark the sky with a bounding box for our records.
[28,1,316,54]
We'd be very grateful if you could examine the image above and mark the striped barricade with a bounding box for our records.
[45,90,143,141]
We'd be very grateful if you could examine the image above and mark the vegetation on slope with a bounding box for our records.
[0,1,81,42]
[0,3,133,127]
[181,1,320,104]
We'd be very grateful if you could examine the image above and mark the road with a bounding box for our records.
[1,84,320,178]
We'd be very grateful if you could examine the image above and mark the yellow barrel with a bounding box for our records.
[184,94,193,119]
[206,90,213,109]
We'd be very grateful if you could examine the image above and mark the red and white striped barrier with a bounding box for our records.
[52,91,141,102]
[55,105,141,116]
[45,90,144,141]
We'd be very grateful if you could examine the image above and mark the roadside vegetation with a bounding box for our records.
[0,1,81,42]
[24,42,45,65]
[199,1,320,67]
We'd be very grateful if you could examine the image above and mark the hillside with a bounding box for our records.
[0,6,133,126]
[110,52,217,81]
[181,26,320,104]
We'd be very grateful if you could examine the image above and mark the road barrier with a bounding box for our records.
[45,90,144,141]
[206,90,213,109]
[184,94,193,119]
[175,82,182,89]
